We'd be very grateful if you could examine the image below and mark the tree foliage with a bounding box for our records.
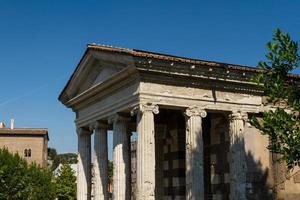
[0,148,56,200]
[0,148,29,199]
[48,147,77,171]
[58,153,77,164]
[251,29,300,169]
[108,160,113,181]
[27,164,56,200]
[55,163,76,200]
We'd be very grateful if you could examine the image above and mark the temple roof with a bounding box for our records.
[59,44,300,105]
[87,43,263,73]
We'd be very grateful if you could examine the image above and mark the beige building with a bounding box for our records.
[0,122,49,167]
[59,44,300,200]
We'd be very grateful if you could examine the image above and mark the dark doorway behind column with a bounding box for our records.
[204,113,230,200]
[203,113,212,200]
[155,109,186,200]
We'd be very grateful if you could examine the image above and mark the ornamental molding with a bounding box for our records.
[76,127,91,136]
[185,106,207,118]
[108,113,130,124]
[229,110,248,121]
[89,121,108,131]
[131,102,159,116]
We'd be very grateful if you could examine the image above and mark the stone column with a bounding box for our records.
[93,122,109,200]
[228,111,247,200]
[77,127,92,200]
[184,106,207,200]
[111,114,130,200]
[132,103,159,200]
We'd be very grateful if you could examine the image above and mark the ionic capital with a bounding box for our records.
[185,106,207,118]
[76,127,91,136]
[108,113,130,124]
[229,111,248,121]
[89,121,108,131]
[131,102,159,116]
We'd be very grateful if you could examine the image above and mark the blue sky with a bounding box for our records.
[0,1,299,157]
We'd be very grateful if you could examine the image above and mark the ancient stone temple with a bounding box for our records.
[59,44,300,200]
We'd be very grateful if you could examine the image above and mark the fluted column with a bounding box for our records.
[111,114,130,200]
[92,122,109,200]
[132,103,159,200]
[184,106,207,200]
[229,111,247,200]
[77,127,92,200]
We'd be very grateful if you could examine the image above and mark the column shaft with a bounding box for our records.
[185,107,206,200]
[135,103,159,200]
[94,123,108,200]
[229,111,247,200]
[77,128,92,200]
[112,116,130,200]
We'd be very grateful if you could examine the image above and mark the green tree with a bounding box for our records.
[48,147,77,171]
[0,148,56,200]
[108,160,113,181]
[48,147,60,171]
[58,153,77,164]
[108,160,113,198]
[55,163,76,200]
[0,148,30,199]
[27,164,56,200]
[251,29,300,169]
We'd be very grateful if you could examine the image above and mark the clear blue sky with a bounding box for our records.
[0,1,299,157]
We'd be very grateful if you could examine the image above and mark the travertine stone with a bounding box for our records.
[184,106,207,200]
[111,115,131,200]
[77,127,92,200]
[93,122,109,200]
[132,103,159,200]
[228,111,247,200]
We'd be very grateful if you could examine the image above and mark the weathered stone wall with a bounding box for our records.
[154,110,186,199]
[244,125,274,200]
[278,167,300,200]
[163,128,186,200]
[244,123,300,200]
[0,135,47,166]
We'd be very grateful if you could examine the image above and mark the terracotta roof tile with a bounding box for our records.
[87,44,300,78]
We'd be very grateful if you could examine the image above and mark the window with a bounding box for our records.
[24,149,31,157]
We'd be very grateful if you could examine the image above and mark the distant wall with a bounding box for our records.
[0,135,47,167]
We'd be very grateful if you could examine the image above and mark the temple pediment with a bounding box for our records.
[60,47,135,103]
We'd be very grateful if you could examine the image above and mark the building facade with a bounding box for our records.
[0,122,49,167]
[59,44,300,200]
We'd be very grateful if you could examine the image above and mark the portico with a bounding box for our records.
[59,44,266,200]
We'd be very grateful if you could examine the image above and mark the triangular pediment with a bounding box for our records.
[76,60,124,94]
[60,48,135,102]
